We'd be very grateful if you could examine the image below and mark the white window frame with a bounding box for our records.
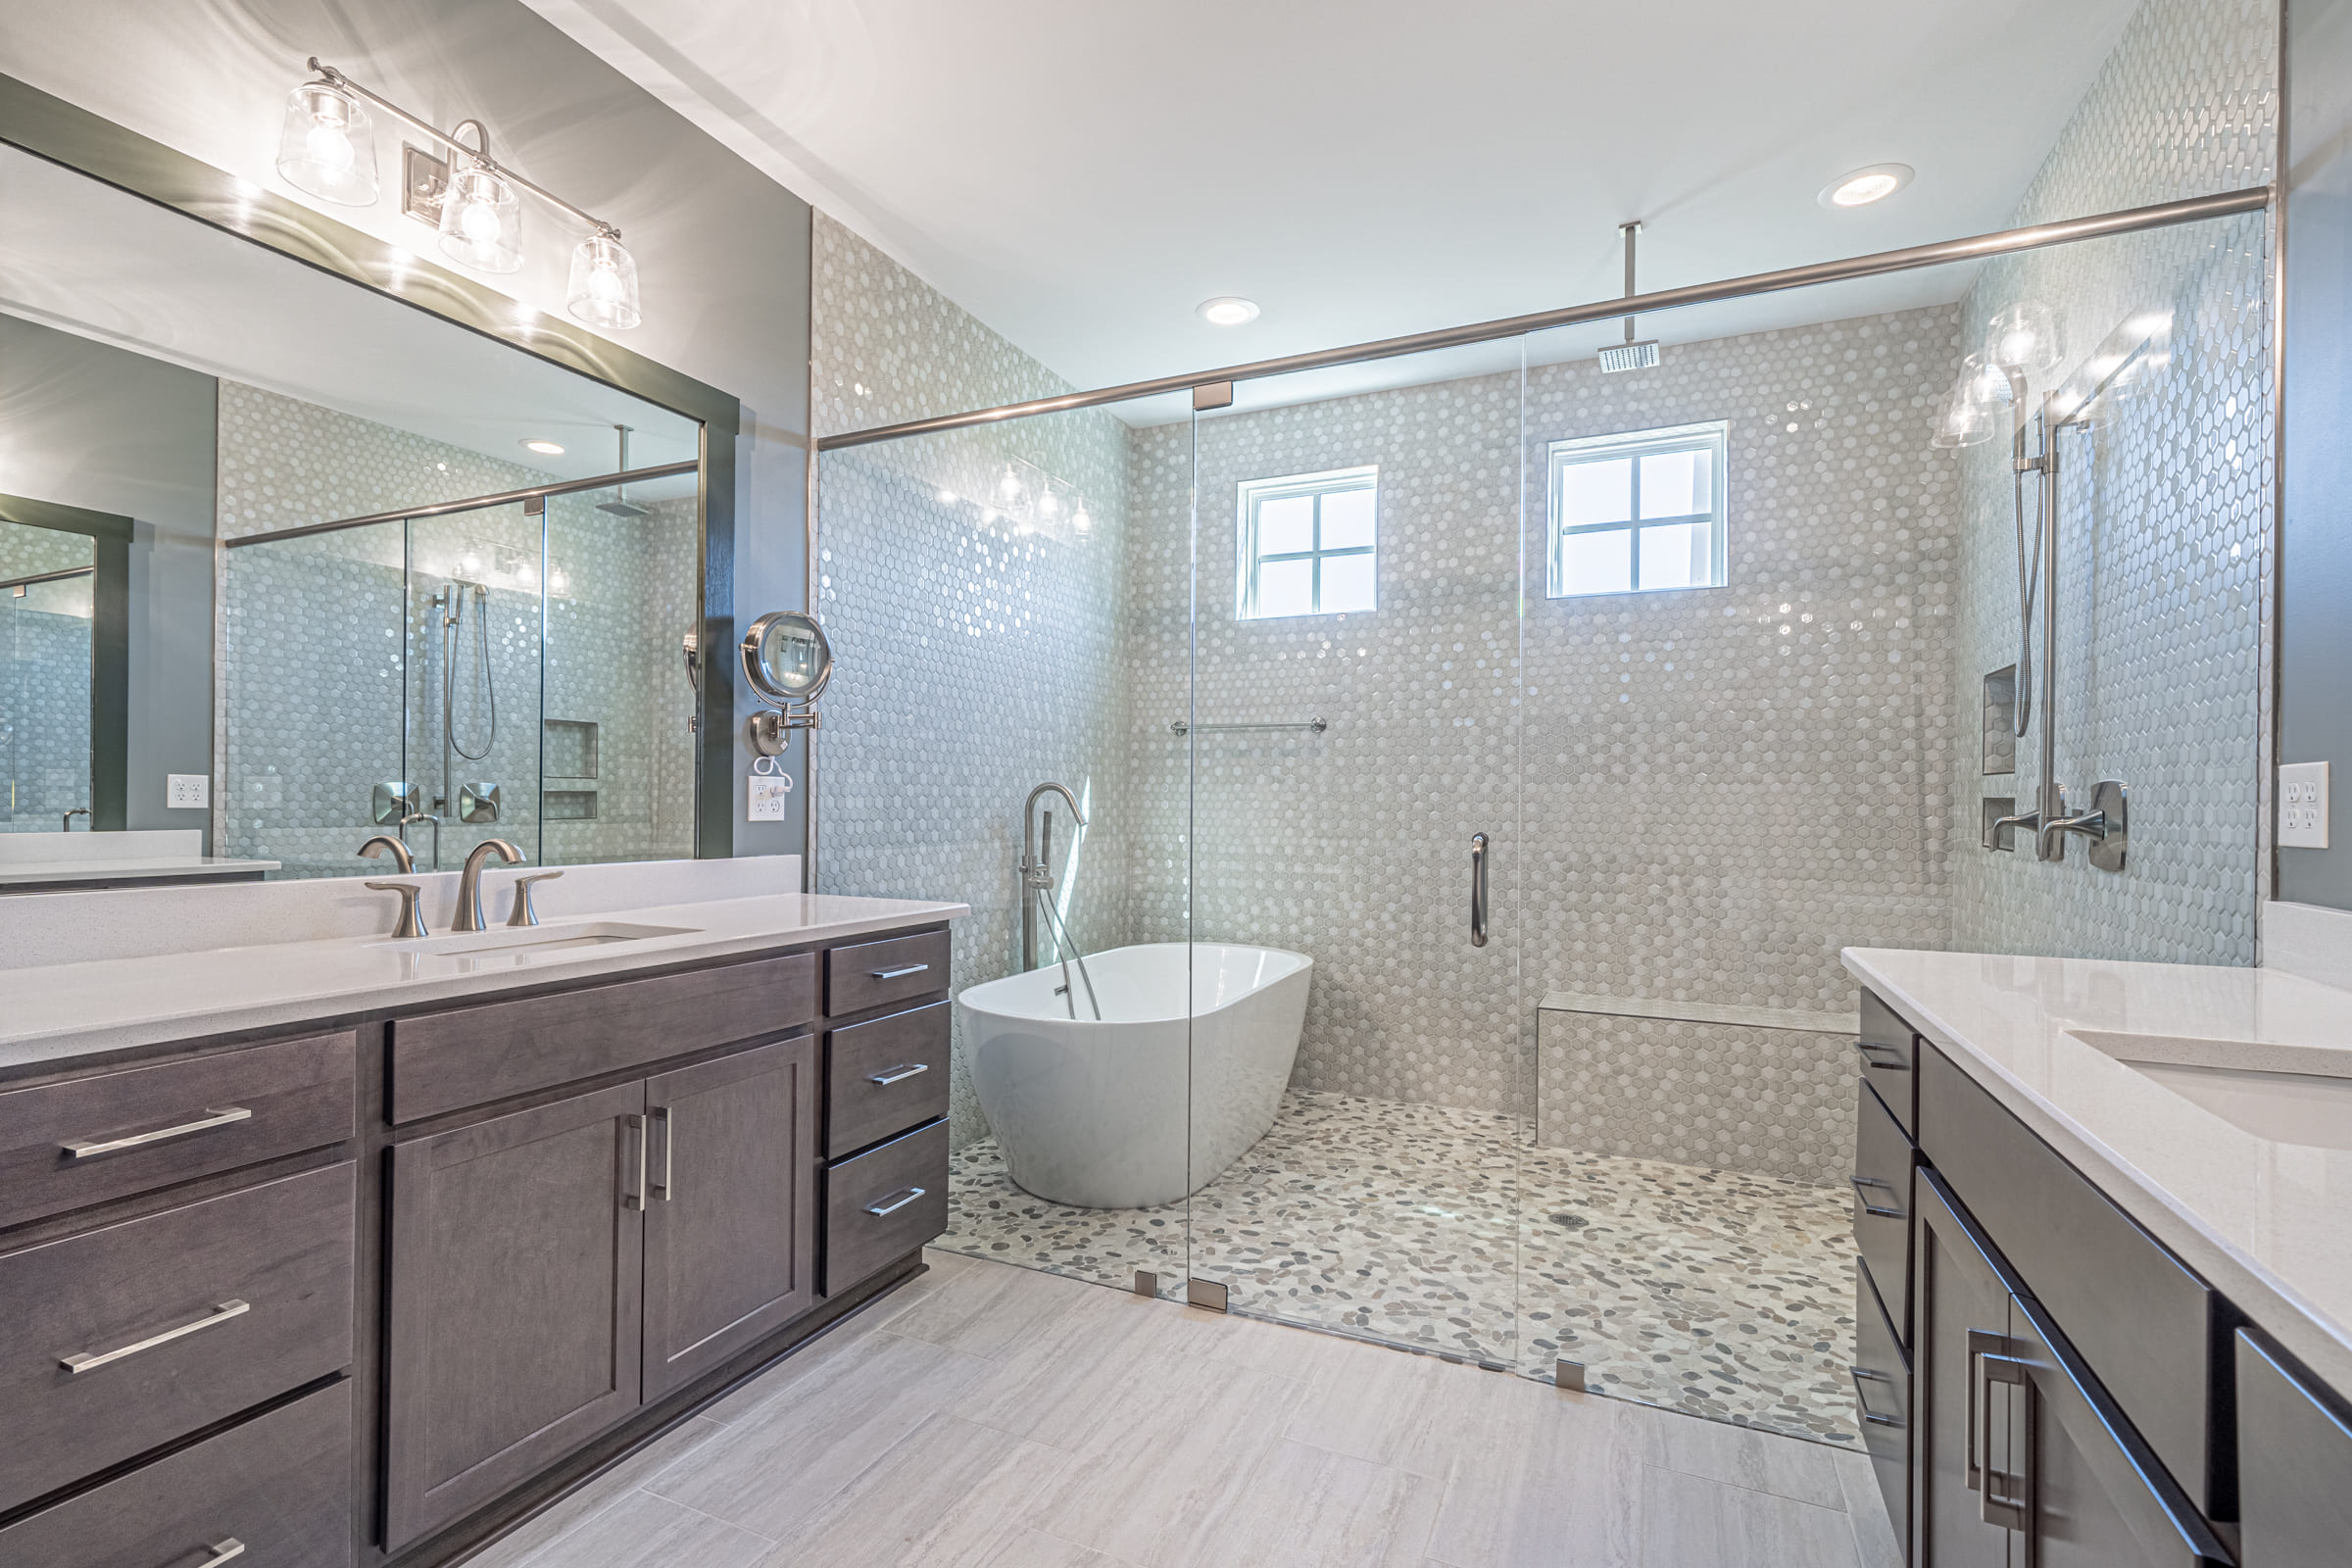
[1545,420,1729,598]
[1235,466,1378,620]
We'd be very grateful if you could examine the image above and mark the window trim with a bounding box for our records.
[1235,466,1379,620]
[1545,420,1729,599]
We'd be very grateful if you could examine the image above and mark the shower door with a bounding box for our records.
[1182,345,1529,1360]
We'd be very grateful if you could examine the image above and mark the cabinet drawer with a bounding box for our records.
[0,1160,355,1514]
[390,952,817,1122]
[2237,1327,2352,1566]
[1851,1263,1908,1558]
[827,930,950,1016]
[828,1003,951,1157]
[825,1118,948,1296]
[0,1379,352,1568]
[1918,1043,2219,1517]
[1856,990,1916,1131]
[1852,1078,1914,1346]
[0,1031,356,1230]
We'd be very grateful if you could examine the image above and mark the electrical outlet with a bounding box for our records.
[746,771,794,822]
[2279,761,2330,849]
[167,773,210,810]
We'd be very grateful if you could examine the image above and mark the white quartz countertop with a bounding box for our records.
[1844,946,2352,1396]
[0,855,279,885]
[0,891,966,1075]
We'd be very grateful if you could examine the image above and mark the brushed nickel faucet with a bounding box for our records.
[454,839,523,934]
[358,834,414,874]
[1019,782,1086,971]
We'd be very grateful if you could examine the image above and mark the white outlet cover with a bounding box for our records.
[2280,760,2330,850]
[167,773,210,809]
[747,772,794,822]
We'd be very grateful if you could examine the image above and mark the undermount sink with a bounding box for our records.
[2071,1031,2352,1152]
[369,920,703,975]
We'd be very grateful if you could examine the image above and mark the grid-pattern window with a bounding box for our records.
[1546,421,1728,598]
[1236,466,1378,620]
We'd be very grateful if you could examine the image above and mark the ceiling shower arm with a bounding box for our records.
[1620,220,1642,344]
[305,59,622,241]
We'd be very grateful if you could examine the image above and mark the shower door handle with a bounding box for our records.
[1470,833,1489,948]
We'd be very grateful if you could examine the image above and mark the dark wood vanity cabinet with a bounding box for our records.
[0,918,952,1568]
[1856,989,2245,1568]
[2236,1327,2352,1565]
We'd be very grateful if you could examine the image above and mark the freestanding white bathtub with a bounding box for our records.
[956,942,1311,1208]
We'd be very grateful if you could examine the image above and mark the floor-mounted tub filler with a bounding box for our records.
[956,942,1310,1208]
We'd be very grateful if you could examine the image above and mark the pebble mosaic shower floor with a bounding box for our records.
[937,1089,1862,1447]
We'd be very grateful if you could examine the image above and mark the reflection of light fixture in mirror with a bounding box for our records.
[999,466,1025,502]
[520,438,564,456]
[1819,163,1913,209]
[1072,504,1093,534]
[936,488,957,505]
[276,79,378,205]
[548,567,570,597]
[740,611,833,757]
[280,59,642,328]
[1930,380,1994,449]
[1984,303,2065,375]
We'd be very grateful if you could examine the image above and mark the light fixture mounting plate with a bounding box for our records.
[401,144,450,227]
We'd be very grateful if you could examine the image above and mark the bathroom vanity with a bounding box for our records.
[0,880,960,1567]
[1843,949,2352,1567]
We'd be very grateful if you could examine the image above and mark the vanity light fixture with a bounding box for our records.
[277,59,642,329]
[1820,164,1914,209]
[1198,297,1260,326]
[520,438,565,456]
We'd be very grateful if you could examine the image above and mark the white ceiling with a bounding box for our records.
[524,0,2138,411]
[0,144,699,493]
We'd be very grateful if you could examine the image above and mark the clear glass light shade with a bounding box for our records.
[1930,379,1995,448]
[565,233,641,330]
[275,82,378,206]
[437,164,524,273]
[1984,302,2065,374]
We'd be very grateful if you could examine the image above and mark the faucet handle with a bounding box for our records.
[365,880,430,941]
[507,870,564,928]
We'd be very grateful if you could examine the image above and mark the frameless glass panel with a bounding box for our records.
[1188,340,1524,1365]
[221,520,407,876]
[407,504,543,873]
[815,388,1188,1299]
[542,477,700,866]
[1,534,94,832]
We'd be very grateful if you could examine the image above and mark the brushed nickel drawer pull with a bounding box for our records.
[60,1298,250,1373]
[650,1106,674,1202]
[1848,1175,1906,1218]
[865,1186,926,1217]
[197,1542,248,1568]
[869,1063,932,1086]
[621,1114,649,1211]
[1848,1365,1904,1428]
[869,963,930,980]
[62,1106,253,1159]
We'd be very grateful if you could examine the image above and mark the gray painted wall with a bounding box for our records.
[0,313,217,842]
[2280,0,2352,909]
[1,0,812,860]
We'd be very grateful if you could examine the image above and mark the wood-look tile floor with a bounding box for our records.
[466,1250,1901,1568]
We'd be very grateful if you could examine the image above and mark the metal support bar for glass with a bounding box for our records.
[813,186,2268,451]
[1168,717,1329,736]
[222,462,698,548]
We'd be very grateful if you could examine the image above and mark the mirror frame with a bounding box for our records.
[0,493,130,831]
[0,71,748,858]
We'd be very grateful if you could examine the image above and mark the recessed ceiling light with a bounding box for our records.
[1198,296,1260,326]
[520,438,565,455]
[1820,164,1914,209]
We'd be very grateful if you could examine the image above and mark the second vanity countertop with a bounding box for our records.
[1844,946,2352,1399]
[0,889,968,1079]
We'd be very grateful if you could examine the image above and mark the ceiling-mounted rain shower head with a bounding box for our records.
[596,422,654,517]
[1599,220,1660,374]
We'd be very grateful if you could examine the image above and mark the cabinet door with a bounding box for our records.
[2237,1327,2352,1566]
[1914,1170,2019,1568]
[383,1081,647,1551]
[643,1035,819,1398]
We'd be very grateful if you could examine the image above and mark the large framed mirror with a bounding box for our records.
[0,73,741,888]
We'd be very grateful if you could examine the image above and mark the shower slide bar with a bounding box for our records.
[812,185,2269,452]
[1169,717,1328,736]
[222,461,699,549]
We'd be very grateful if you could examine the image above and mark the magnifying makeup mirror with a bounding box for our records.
[741,610,831,755]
